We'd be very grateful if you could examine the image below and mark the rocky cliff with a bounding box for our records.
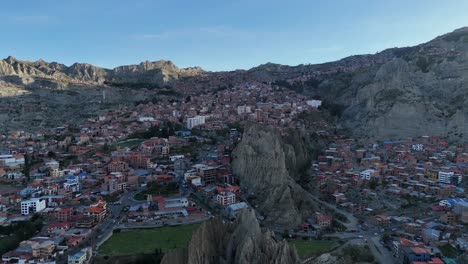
[111,60,203,84]
[310,27,468,141]
[161,209,301,264]
[231,124,317,227]
[0,56,204,86]
[256,27,468,141]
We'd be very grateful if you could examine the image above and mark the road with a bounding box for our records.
[368,236,395,264]
[57,190,143,263]
[306,193,359,230]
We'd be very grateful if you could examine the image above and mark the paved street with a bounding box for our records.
[306,193,359,230]
[368,236,395,264]
[57,190,144,263]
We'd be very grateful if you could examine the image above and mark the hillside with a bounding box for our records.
[254,27,468,141]
[2,27,468,140]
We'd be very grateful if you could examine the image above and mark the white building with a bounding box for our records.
[138,116,155,122]
[186,116,206,129]
[68,247,91,264]
[189,176,202,186]
[306,99,322,108]
[412,144,424,152]
[438,171,461,184]
[64,175,80,192]
[165,197,188,208]
[170,155,185,162]
[216,192,236,206]
[21,198,46,215]
[360,169,376,180]
[45,160,60,170]
[5,172,23,180]
[0,154,25,167]
[237,105,252,115]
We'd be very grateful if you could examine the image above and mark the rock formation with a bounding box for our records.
[0,56,204,86]
[231,124,317,227]
[160,208,301,264]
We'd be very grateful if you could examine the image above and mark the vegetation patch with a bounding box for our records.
[340,245,375,263]
[134,182,179,200]
[98,224,199,256]
[116,138,145,148]
[0,215,43,255]
[127,122,182,139]
[319,101,346,117]
[439,244,462,258]
[288,240,338,258]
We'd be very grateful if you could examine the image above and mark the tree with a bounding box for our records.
[22,154,31,181]
[383,233,391,244]
[369,179,378,190]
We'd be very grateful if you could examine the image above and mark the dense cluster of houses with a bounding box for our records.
[0,81,325,263]
[0,77,466,263]
[314,135,467,262]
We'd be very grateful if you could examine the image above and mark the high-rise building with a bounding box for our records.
[21,198,46,215]
[186,115,206,129]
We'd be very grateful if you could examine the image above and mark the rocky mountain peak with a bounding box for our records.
[5,56,17,64]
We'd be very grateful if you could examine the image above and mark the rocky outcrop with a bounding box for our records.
[231,124,317,227]
[160,209,301,264]
[259,27,468,141]
[109,60,203,85]
[0,56,204,86]
[67,63,108,84]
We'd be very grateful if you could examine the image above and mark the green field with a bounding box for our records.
[99,224,199,256]
[133,182,179,201]
[116,139,145,148]
[289,240,338,258]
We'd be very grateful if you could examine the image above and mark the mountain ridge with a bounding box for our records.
[0,56,205,86]
[2,27,468,140]
[1,27,467,81]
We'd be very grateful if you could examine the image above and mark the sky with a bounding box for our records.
[2,0,468,71]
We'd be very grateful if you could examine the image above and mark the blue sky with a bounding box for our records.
[2,0,468,71]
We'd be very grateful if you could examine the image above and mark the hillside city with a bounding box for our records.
[0,79,466,264]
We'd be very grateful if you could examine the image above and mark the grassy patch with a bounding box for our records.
[116,139,145,148]
[133,192,147,201]
[439,244,461,258]
[103,195,120,203]
[98,224,199,256]
[289,240,337,258]
[134,182,179,200]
